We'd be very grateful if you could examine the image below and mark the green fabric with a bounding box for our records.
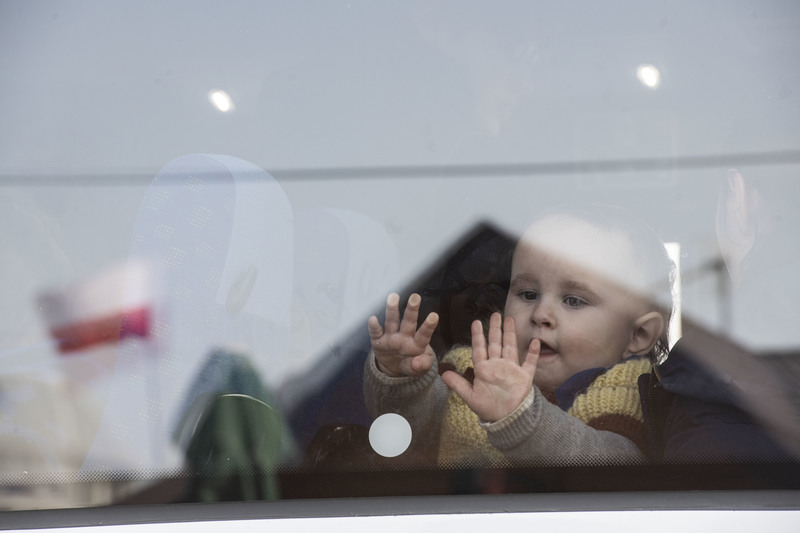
[184,394,286,501]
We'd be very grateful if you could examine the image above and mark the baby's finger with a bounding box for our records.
[383,293,401,334]
[400,293,422,336]
[367,315,384,343]
[487,312,502,358]
[407,353,434,376]
[502,316,518,360]
[413,312,439,348]
[441,369,473,405]
[521,338,540,378]
[471,319,488,361]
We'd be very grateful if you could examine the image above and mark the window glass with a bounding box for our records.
[1,0,799,516]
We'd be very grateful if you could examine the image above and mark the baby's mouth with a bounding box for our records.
[536,340,557,357]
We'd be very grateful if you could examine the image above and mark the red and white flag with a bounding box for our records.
[38,261,153,355]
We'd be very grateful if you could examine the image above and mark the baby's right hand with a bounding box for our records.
[367,293,439,378]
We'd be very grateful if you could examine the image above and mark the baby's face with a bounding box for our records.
[504,215,650,393]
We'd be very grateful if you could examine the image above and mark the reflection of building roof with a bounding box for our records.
[406,221,516,356]
[281,221,516,452]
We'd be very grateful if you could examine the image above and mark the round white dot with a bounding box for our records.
[368,413,412,458]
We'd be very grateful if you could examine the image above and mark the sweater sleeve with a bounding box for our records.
[362,351,450,464]
[483,387,646,465]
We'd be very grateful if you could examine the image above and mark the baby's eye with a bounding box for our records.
[563,295,587,308]
[518,290,538,301]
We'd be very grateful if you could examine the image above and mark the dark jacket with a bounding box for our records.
[640,337,793,463]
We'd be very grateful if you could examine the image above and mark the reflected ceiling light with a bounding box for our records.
[636,64,661,89]
[209,90,235,112]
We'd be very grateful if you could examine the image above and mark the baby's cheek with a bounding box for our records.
[568,335,609,368]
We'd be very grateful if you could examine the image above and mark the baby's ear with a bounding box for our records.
[627,311,665,356]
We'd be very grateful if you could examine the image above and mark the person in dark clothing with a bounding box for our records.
[641,322,796,463]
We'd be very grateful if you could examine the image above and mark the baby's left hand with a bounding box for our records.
[441,313,539,423]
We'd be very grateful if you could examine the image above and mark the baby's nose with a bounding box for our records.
[531,301,554,327]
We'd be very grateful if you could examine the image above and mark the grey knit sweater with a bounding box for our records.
[363,350,645,467]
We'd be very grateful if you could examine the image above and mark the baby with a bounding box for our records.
[364,206,673,466]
